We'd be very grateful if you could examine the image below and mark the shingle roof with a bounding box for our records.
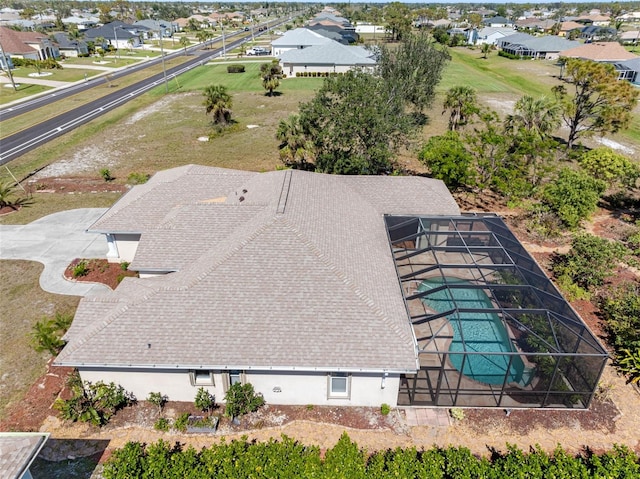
[57,167,460,373]
[271,28,332,47]
[521,36,581,52]
[0,26,45,54]
[0,433,49,479]
[279,42,375,66]
[560,42,639,61]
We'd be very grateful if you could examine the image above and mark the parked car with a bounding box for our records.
[246,47,270,56]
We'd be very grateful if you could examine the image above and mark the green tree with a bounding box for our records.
[297,70,413,175]
[260,60,283,96]
[442,86,479,131]
[542,168,606,229]
[202,84,232,125]
[276,114,314,169]
[194,387,216,413]
[552,59,640,149]
[0,182,33,209]
[481,43,491,59]
[223,383,264,419]
[504,95,560,140]
[179,36,189,55]
[376,32,449,114]
[578,147,640,188]
[384,2,412,41]
[418,131,475,188]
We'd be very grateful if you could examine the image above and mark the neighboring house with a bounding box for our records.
[498,33,580,60]
[309,13,354,31]
[619,30,640,44]
[515,18,556,33]
[560,42,639,62]
[558,21,584,37]
[0,433,49,479]
[279,41,376,76]
[134,19,177,37]
[482,16,513,28]
[613,57,640,82]
[307,23,358,44]
[271,28,332,57]
[0,26,59,60]
[52,32,89,57]
[55,166,608,409]
[354,23,385,35]
[580,25,616,41]
[61,15,98,30]
[574,14,611,27]
[467,26,516,45]
[84,21,143,49]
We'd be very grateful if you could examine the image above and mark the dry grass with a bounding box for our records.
[0,261,80,420]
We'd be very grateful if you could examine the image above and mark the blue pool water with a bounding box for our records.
[418,277,525,385]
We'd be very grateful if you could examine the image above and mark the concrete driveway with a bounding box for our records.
[0,208,111,296]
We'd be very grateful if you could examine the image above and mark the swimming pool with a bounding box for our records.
[418,277,525,385]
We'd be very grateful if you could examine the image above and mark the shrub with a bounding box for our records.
[194,387,216,413]
[578,147,640,188]
[449,407,465,421]
[72,260,89,278]
[120,261,130,271]
[147,392,168,415]
[418,131,475,189]
[0,182,34,209]
[380,403,391,416]
[54,376,135,427]
[154,417,170,431]
[223,382,264,418]
[227,64,245,73]
[31,312,73,355]
[541,168,606,229]
[552,235,628,290]
[100,168,114,182]
[126,172,149,185]
[173,412,189,432]
[498,50,523,60]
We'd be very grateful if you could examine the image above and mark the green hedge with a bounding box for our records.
[498,50,524,60]
[102,433,639,478]
[227,64,245,73]
[11,57,62,69]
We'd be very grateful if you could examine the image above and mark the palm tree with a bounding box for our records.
[260,60,283,97]
[195,30,208,47]
[442,86,479,131]
[504,95,560,140]
[481,43,491,59]
[179,36,189,55]
[276,115,314,168]
[203,84,232,125]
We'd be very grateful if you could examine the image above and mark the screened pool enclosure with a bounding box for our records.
[386,215,608,409]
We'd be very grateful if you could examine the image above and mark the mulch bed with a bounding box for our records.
[64,258,137,290]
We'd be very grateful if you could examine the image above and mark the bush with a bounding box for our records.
[541,168,606,229]
[54,375,135,427]
[578,147,639,188]
[227,64,245,73]
[194,387,216,413]
[126,172,150,185]
[154,417,170,431]
[120,261,130,271]
[223,382,264,418]
[147,391,168,415]
[380,403,391,416]
[173,412,189,432]
[72,260,89,278]
[31,312,73,355]
[449,407,465,421]
[100,168,114,182]
[418,131,475,188]
[552,235,628,291]
[498,50,523,60]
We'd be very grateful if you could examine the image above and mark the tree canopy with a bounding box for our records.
[552,59,639,149]
[203,84,232,125]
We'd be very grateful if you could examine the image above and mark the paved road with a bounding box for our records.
[0,208,111,296]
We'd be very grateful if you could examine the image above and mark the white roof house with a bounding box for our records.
[56,166,460,407]
[279,42,376,76]
[271,27,332,57]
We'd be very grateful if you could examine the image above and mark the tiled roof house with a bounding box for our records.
[0,433,49,479]
[56,166,460,406]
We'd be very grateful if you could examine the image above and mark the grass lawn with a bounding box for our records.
[8,66,102,83]
[0,82,51,104]
[0,260,80,420]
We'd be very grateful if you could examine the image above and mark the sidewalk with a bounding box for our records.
[0,208,111,296]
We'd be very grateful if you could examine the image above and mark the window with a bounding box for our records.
[328,372,350,398]
[190,370,214,386]
[229,370,242,386]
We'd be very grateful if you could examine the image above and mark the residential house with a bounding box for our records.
[279,41,375,76]
[467,26,516,45]
[560,42,638,62]
[61,15,98,30]
[574,14,611,27]
[498,33,580,60]
[309,13,354,32]
[558,21,584,37]
[482,16,514,28]
[620,30,640,44]
[514,18,557,33]
[307,23,358,44]
[0,433,49,479]
[580,25,616,42]
[52,32,88,57]
[55,166,608,409]
[134,19,177,37]
[271,28,332,57]
[84,21,144,49]
[0,26,58,60]
[613,57,640,82]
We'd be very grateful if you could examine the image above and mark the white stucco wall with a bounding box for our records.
[108,233,141,263]
[282,63,374,77]
[78,368,402,407]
